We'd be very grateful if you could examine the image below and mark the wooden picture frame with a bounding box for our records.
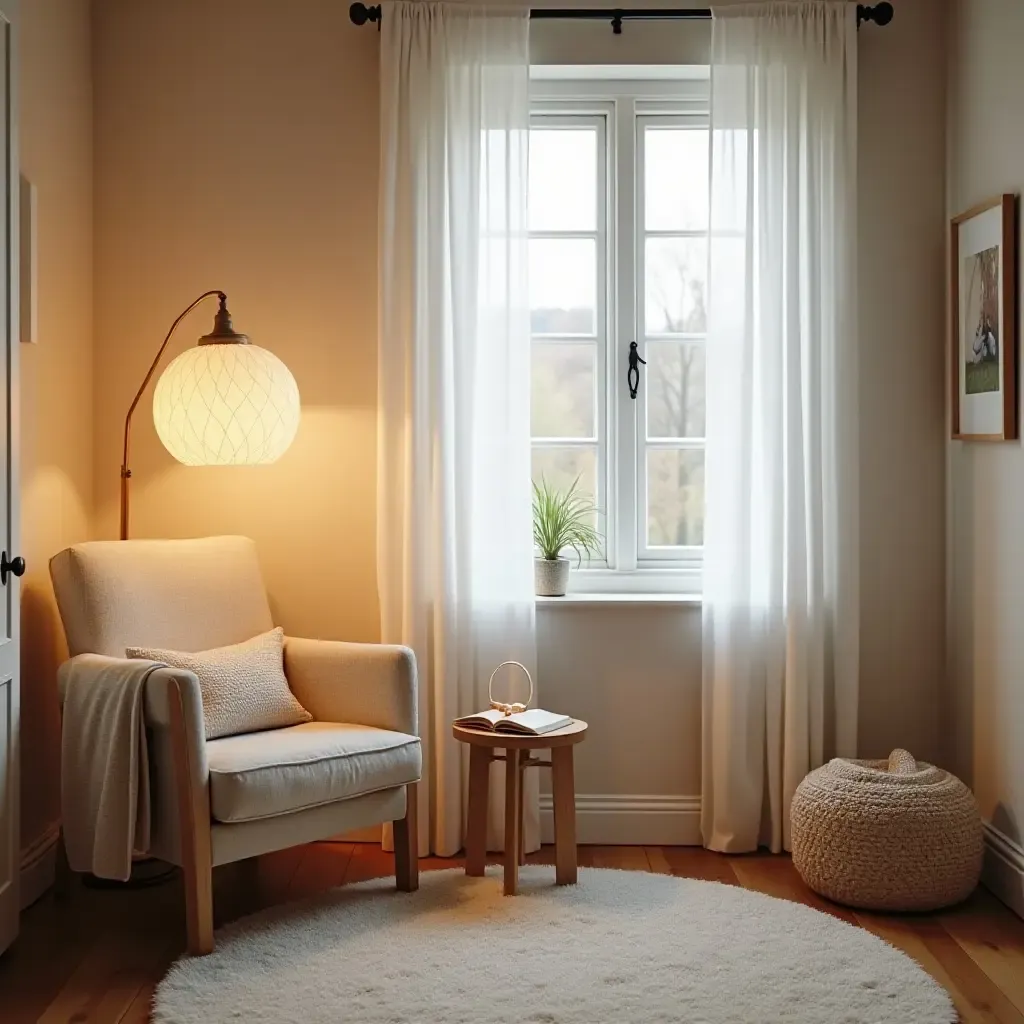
[950,194,1017,441]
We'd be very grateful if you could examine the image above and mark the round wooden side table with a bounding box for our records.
[452,720,588,896]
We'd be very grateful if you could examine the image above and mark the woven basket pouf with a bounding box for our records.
[791,748,983,911]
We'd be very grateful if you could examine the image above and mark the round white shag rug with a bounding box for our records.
[154,867,955,1024]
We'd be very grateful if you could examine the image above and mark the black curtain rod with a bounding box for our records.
[350,3,894,33]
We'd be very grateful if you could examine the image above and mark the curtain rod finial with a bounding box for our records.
[857,3,894,27]
[350,3,382,27]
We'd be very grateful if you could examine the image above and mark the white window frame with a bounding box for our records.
[635,111,708,566]
[529,111,610,570]
[530,74,710,595]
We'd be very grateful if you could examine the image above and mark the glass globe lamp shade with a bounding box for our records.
[152,343,300,466]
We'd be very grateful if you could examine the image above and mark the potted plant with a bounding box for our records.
[532,476,601,597]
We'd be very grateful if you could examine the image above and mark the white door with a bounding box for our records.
[0,3,20,957]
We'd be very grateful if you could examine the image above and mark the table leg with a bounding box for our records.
[504,749,521,895]
[518,760,526,866]
[465,746,490,877]
[551,745,577,885]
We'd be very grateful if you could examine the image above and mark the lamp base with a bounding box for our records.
[81,858,177,890]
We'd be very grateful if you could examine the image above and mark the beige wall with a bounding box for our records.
[946,0,1024,914]
[537,603,703,842]
[92,0,380,642]
[19,0,93,872]
[90,0,949,838]
[856,0,948,763]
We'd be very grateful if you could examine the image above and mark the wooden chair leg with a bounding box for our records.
[182,840,214,956]
[169,682,214,956]
[394,782,419,892]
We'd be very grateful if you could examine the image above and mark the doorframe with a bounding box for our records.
[0,0,21,952]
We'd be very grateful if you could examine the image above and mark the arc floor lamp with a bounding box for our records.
[120,291,300,539]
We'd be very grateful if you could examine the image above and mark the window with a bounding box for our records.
[529,116,606,545]
[529,76,710,593]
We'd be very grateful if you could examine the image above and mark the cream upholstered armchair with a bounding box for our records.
[50,535,420,955]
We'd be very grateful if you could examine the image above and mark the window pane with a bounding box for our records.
[530,238,596,334]
[645,237,707,334]
[647,449,704,547]
[532,343,596,439]
[532,447,597,504]
[529,127,597,232]
[645,127,709,232]
[646,342,705,440]
[533,446,601,552]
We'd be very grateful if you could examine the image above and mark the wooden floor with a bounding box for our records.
[2,843,1023,1023]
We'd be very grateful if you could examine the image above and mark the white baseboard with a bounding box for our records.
[20,822,59,910]
[540,793,702,846]
[983,822,1024,919]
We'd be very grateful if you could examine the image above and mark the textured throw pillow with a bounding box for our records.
[127,626,312,740]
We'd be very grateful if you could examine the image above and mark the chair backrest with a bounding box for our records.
[50,536,274,657]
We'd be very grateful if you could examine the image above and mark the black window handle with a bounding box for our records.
[628,341,646,400]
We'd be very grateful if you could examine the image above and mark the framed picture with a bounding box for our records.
[950,194,1017,441]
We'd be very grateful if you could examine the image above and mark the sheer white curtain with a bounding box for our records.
[702,2,859,854]
[377,2,537,857]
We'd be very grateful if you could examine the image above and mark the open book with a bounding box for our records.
[455,708,572,736]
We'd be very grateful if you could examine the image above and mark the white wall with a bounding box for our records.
[945,0,1024,917]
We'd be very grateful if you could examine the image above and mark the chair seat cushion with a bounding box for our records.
[206,722,422,823]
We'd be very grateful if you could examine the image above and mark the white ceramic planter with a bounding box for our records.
[534,557,570,597]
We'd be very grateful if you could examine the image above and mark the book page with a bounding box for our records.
[454,708,505,729]
[496,709,572,734]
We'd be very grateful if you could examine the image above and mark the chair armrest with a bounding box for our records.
[57,654,209,792]
[143,667,210,789]
[283,637,418,735]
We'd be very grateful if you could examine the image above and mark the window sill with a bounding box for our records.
[536,592,702,607]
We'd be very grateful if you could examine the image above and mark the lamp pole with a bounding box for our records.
[119,291,247,539]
